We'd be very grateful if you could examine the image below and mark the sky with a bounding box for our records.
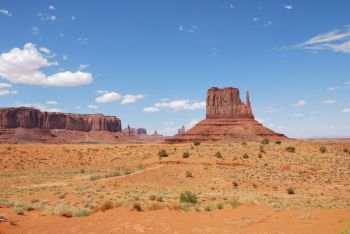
[0,0,350,138]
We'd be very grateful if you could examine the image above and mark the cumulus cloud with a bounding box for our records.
[95,92,122,103]
[0,82,17,96]
[143,107,160,113]
[49,5,55,10]
[0,43,93,87]
[78,64,89,70]
[0,9,12,16]
[152,100,205,111]
[39,47,51,54]
[294,100,306,107]
[293,113,304,117]
[178,25,198,33]
[285,25,350,53]
[284,5,293,10]
[95,91,144,104]
[322,99,336,104]
[88,104,98,109]
[343,108,350,113]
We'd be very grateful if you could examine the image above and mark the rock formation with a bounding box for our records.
[122,126,147,135]
[0,107,121,132]
[167,87,287,142]
[178,126,186,134]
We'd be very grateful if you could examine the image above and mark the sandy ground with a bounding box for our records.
[0,140,350,233]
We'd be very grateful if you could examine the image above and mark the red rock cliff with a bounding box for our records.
[0,107,122,132]
[206,87,254,119]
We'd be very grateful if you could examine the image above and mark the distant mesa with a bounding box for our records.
[123,124,147,136]
[178,126,186,134]
[167,87,287,142]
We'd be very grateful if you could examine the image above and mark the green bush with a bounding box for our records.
[230,197,239,208]
[286,146,296,153]
[275,140,282,145]
[158,149,168,158]
[193,140,201,146]
[241,142,247,146]
[182,151,190,158]
[74,209,90,217]
[243,154,249,159]
[319,145,327,153]
[185,171,193,177]
[261,139,269,145]
[180,191,198,204]
[215,151,222,158]
[216,203,224,209]
[259,145,265,153]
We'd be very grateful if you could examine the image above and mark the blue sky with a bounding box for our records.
[0,0,349,138]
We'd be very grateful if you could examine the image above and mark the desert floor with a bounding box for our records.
[0,140,350,233]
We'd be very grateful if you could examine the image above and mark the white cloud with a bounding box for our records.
[0,43,93,87]
[49,5,55,10]
[121,94,144,104]
[62,54,68,60]
[78,38,88,44]
[16,102,62,112]
[32,27,39,35]
[0,82,12,89]
[322,99,336,104]
[79,64,89,70]
[263,106,281,113]
[229,4,235,9]
[39,47,51,54]
[178,25,198,33]
[294,100,306,107]
[293,113,304,117]
[288,25,350,53]
[88,104,98,109]
[284,5,293,10]
[96,90,108,94]
[0,89,17,96]
[143,107,160,113]
[178,25,184,32]
[0,9,12,16]
[252,17,259,22]
[154,100,205,111]
[59,33,64,37]
[72,16,76,21]
[343,108,350,113]
[95,92,122,103]
[46,100,58,105]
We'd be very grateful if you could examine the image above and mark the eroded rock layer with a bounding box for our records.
[0,107,121,132]
[167,87,287,142]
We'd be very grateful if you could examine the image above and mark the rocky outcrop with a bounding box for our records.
[167,87,287,142]
[206,87,254,119]
[0,107,122,132]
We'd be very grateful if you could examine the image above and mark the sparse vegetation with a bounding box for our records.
[158,149,168,158]
[241,142,247,146]
[319,145,327,153]
[185,171,193,177]
[275,140,282,145]
[182,151,190,158]
[230,197,239,208]
[287,187,295,195]
[215,151,222,158]
[132,202,143,212]
[286,146,296,153]
[193,139,201,146]
[74,209,90,217]
[180,191,198,204]
[100,200,114,212]
[243,153,249,159]
[261,139,269,145]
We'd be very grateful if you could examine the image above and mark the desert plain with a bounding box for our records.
[0,140,350,233]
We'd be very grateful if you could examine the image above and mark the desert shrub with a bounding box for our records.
[193,139,201,146]
[340,219,350,234]
[215,151,222,158]
[158,149,168,158]
[182,151,190,158]
[180,191,198,204]
[31,199,39,204]
[232,181,239,189]
[131,202,143,212]
[216,203,224,209]
[14,202,33,215]
[14,206,24,215]
[241,142,247,146]
[258,153,262,158]
[205,205,216,212]
[285,146,296,153]
[149,203,164,211]
[74,209,89,217]
[242,154,249,159]
[156,196,163,202]
[287,187,295,195]
[343,148,349,153]
[100,200,114,212]
[230,197,239,208]
[55,202,73,218]
[149,195,157,201]
[319,145,327,153]
[80,169,85,173]
[261,139,269,145]
[275,140,282,145]
[185,171,193,178]
[58,193,66,199]
[0,198,13,207]
[259,145,265,153]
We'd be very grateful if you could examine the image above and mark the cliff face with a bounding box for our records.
[0,107,122,132]
[206,87,254,119]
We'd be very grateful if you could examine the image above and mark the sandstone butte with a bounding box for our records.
[167,87,287,142]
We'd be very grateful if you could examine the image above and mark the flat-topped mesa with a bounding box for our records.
[206,87,254,119]
[0,107,122,132]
